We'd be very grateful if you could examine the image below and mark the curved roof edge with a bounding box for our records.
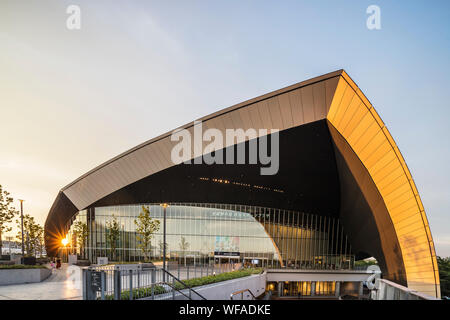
[327,71,439,298]
[61,69,344,192]
[45,69,440,298]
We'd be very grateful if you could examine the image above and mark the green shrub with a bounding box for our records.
[175,268,263,290]
[0,264,48,269]
[354,260,378,267]
[104,285,167,300]
[119,285,167,300]
[103,268,263,300]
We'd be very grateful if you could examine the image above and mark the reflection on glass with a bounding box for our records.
[66,203,354,269]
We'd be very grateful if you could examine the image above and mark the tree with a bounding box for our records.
[105,215,120,261]
[134,206,160,262]
[0,185,18,254]
[73,221,89,258]
[437,256,450,297]
[179,236,190,266]
[16,214,42,257]
[35,226,45,257]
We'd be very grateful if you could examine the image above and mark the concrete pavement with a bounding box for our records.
[0,263,82,300]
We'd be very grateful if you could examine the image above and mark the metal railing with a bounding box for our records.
[163,269,207,300]
[230,288,257,300]
[82,265,206,300]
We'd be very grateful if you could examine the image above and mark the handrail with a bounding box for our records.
[162,269,207,300]
[230,288,257,300]
[164,281,193,300]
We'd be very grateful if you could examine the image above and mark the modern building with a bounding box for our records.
[44,70,440,298]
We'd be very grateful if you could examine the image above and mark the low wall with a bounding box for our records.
[266,269,380,282]
[0,268,51,285]
[372,278,439,300]
[177,272,267,300]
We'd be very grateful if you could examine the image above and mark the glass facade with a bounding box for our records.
[66,203,354,269]
[267,281,337,297]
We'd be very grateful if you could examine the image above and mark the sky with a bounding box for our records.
[0,1,449,256]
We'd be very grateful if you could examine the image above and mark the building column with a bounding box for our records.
[311,281,316,296]
[335,281,341,298]
[278,282,283,297]
[358,281,364,299]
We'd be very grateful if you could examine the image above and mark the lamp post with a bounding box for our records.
[18,199,24,257]
[160,203,169,281]
[62,237,69,263]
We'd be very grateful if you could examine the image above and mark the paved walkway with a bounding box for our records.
[0,263,238,300]
[0,264,82,300]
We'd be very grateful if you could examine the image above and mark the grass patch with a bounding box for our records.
[0,264,48,269]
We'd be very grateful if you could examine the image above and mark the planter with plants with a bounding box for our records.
[104,268,263,300]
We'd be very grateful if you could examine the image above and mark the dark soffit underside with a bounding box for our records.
[90,120,341,217]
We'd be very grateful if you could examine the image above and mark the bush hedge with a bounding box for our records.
[0,264,48,269]
[105,267,263,300]
[173,268,263,290]
[106,285,167,300]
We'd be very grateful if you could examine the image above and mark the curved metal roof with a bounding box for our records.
[44,70,440,297]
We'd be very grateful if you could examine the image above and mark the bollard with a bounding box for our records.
[151,268,155,300]
[86,268,92,300]
[172,277,176,300]
[129,269,133,300]
[137,269,140,292]
[101,271,106,300]
[358,281,364,299]
[82,268,87,300]
[335,281,341,298]
[85,268,97,300]
[114,268,121,300]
